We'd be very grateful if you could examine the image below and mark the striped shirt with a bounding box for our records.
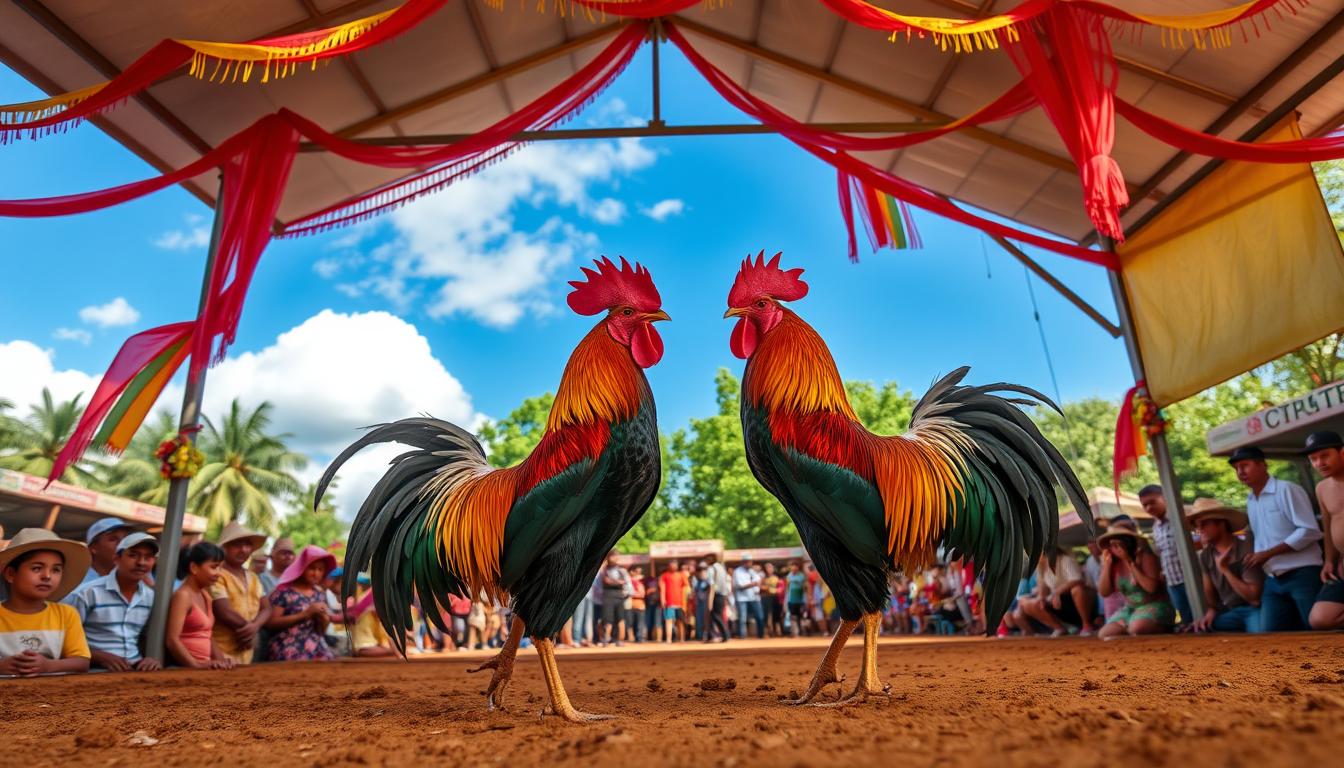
[1150,517,1184,586]
[64,573,154,663]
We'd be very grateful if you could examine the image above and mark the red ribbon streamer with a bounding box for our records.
[1112,381,1144,493]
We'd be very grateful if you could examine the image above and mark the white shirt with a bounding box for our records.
[1246,476,1324,577]
[709,562,731,595]
[732,566,760,601]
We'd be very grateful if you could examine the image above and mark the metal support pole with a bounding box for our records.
[145,174,226,662]
[649,18,665,128]
[1103,237,1207,620]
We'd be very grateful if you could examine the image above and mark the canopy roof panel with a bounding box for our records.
[1,0,1341,242]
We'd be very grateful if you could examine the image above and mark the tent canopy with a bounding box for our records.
[2,0,1342,243]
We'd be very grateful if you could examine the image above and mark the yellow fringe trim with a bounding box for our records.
[0,82,108,123]
[181,7,398,84]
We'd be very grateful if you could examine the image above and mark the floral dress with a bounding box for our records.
[1107,570,1176,629]
[267,586,334,661]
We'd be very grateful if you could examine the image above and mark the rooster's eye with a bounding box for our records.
[622,308,633,316]
[755,300,766,309]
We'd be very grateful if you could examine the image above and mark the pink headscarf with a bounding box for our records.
[274,544,337,592]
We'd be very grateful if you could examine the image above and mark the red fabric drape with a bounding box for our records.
[1001,4,1128,241]
[0,0,449,141]
[49,322,196,485]
[665,22,1117,269]
[1116,99,1344,162]
[1112,382,1143,492]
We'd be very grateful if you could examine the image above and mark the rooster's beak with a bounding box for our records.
[644,310,671,322]
[723,307,747,319]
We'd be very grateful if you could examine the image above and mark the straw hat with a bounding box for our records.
[1096,526,1146,549]
[218,521,267,549]
[0,528,92,601]
[1184,498,1248,532]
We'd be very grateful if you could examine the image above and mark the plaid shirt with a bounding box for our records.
[1150,517,1184,586]
[64,573,153,663]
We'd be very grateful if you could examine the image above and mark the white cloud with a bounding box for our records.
[78,297,140,328]
[52,327,92,345]
[641,198,685,222]
[0,340,100,412]
[172,310,481,520]
[367,138,656,328]
[154,214,210,251]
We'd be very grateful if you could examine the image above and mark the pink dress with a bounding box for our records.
[180,593,215,664]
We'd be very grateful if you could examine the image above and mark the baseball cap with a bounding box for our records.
[116,532,159,555]
[1228,445,1266,464]
[1302,430,1343,455]
[86,517,135,544]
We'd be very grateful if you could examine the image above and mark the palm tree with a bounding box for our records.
[99,410,180,505]
[0,389,97,485]
[191,400,306,537]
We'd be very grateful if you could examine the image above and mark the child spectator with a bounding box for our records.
[165,542,234,669]
[65,532,161,671]
[210,522,272,666]
[76,518,135,590]
[265,545,337,661]
[0,529,91,677]
[1097,527,1174,637]
[351,575,396,658]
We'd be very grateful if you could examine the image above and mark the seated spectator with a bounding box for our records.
[1305,431,1344,630]
[260,537,296,596]
[999,573,1039,637]
[1096,527,1174,637]
[1185,499,1263,633]
[351,574,396,658]
[65,532,161,672]
[1021,548,1093,637]
[166,542,233,669]
[323,567,351,656]
[264,545,336,662]
[0,528,91,677]
[77,518,136,590]
[211,522,271,666]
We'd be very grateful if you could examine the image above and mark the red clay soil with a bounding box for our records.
[3,633,1343,767]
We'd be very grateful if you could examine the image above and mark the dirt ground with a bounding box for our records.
[3,632,1343,767]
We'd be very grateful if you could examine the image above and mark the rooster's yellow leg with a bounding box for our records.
[534,637,613,723]
[469,616,523,711]
[784,619,858,705]
[833,612,891,703]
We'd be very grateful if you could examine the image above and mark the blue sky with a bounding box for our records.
[0,46,1134,514]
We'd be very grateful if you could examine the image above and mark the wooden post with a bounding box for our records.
[43,504,60,530]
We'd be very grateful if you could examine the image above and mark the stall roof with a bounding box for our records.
[1206,379,1344,458]
[0,468,207,542]
[1,1,1342,243]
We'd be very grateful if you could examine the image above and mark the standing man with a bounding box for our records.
[785,561,807,636]
[702,553,731,643]
[732,554,764,639]
[599,551,628,647]
[658,559,687,643]
[210,522,272,666]
[1304,431,1344,630]
[1185,499,1263,633]
[1138,485,1191,626]
[77,518,136,590]
[261,537,295,596]
[1231,446,1323,631]
[65,532,161,671]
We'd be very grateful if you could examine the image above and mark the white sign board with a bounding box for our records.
[1206,380,1344,455]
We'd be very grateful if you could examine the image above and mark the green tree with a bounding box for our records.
[1261,333,1343,392]
[191,400,306,538]
[1313,159,1344,232]
[1033,398,1158,495]
[278,481,348,550]
[99,410,180,505]
[845,380,915,434]
[478,393,554,468]
[0,389,97,486]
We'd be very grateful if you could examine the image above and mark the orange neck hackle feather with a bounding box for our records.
[745,310,967,570]
[428,321,648,603]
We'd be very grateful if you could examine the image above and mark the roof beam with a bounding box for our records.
[922,0,997,111]
[673,17,1086,180]
[1085,6,1344,245]
[333,22,626,138]
[991,233,1121,337]
[464,0,516,114]
[295,0,399,135]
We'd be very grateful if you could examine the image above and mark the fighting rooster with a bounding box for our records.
[318,257,668,722]
[725,253,1089,704]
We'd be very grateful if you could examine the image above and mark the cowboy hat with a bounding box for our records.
[1184,498,1248,532]
[0,528,92,602]
[218,521,267,549]
[1096,526,1147,549]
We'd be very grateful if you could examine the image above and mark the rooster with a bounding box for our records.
[318,257,668,722]
[724,252,1089,704]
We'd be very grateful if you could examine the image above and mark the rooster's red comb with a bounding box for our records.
[567,257,661,316]
[728,251,808,308]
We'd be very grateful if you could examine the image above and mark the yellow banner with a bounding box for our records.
[1118,116,1344,406]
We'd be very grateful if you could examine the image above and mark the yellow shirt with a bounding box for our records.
[209,567,262,664]
[0,602,90,662]
[352,609,390,651]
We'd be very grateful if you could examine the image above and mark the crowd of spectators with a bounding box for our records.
[2,430,1341,677]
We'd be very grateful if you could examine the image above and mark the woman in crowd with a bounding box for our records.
[0,529,91,677]
[1096,527,1175,638]
[264,544,337,661]
[166,541,235,669]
